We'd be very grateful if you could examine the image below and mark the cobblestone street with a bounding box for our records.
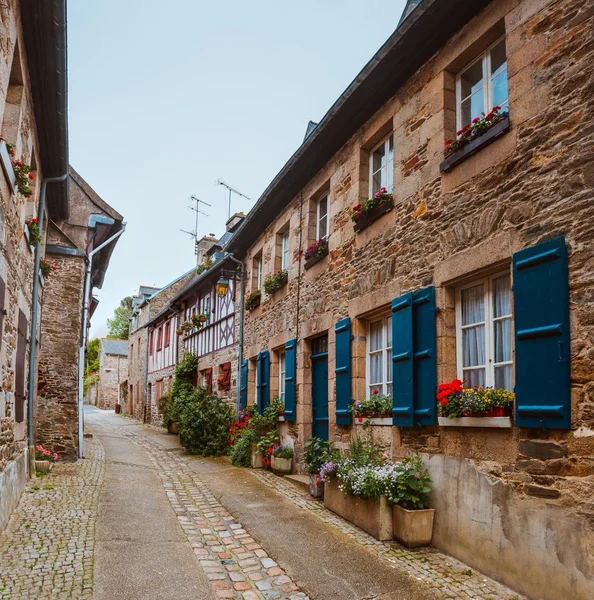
[0,408,525,599]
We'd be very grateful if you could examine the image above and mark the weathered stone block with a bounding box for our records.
[519,440,568,460]
[525,484,561,499]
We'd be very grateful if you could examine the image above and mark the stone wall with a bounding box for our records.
[36,253,85,462]
[0,0,47,533]
[240,1,594,597]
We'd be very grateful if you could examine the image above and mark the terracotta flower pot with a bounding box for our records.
[393,504,435,548]
[486,407,511,417]
[167,422,179,435]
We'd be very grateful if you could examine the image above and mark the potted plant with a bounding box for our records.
[11,157,34,197]
[40,259,57,278]
[244,289,262,312]
[350,187,394,233]
[263,270,288,295]
[303,238,329,269]
[385,455,434,548]
[350,389,393,426]
[180,321,193,335]
[197,313,207,324]
[271,445,294,475]
[196,258,214,275]
[257,430,280,469]
[35,444,58,474]
[271,396,285,421]
[26,218,42,246]
[301,437,331,498]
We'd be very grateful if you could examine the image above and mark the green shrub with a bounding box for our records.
[178,387,233,456]
[301,437,331,474]
[162,353,197,428]
[230,427,257,467]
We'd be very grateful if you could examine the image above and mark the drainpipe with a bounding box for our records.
[225,254,246,418]
[27,173,68,475]
[78,221,127,457]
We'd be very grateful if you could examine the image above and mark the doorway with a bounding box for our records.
[311,335,329,441]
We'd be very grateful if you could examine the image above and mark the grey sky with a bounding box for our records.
[68,0,407,338]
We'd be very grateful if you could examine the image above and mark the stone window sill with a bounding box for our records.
[439,117,511,173]
[438,416,512,428]
[0,140,16,191]
[354,417,392,426]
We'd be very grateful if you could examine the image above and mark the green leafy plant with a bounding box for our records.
[162,353,198,429]
[303,238,328,262]
[230,426,257,466]
[196,258,214,276]
[157,392,171,415]
[383,454,432,510]
[257,430,280,456]
[40,259,57,278]
[263,270,288,295]
[272,445,293,459]
[350,187,393,223]
[437,379,514,418]
[244,289,261,312]
[350,390,392,420]
[26,219,41,246]
[271,396,285,417]
[11,157,34,197]
[179,387,233,456]
[301,437,331,475]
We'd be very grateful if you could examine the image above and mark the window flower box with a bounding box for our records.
[324,478,393,541]
[438,416,512,428]
[351,188,394,233]
[350,392,392,426]
[354,417,392,426]
[263,269,288,295]
[304,239,328,270]
[244,289,261,312]
[440,111,510,173]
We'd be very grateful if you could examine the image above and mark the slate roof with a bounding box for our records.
[101,339,129,357]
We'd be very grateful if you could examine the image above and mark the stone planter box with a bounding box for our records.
[438,416,512,428]
[393,504,435,548]
[309,473,324,499]
[324,478,392,541]
[271,455,292,475]
[35,460,52,474]
[354,416,392,426]
[440,116,510,173]
[246,296,261,312]
[250,444,264,469]
[304,250,328,270]
[353,199,394,233]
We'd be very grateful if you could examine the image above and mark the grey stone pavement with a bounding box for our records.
[0,406,526,600]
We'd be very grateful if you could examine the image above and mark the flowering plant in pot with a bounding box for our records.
[302,437,331,497]
[444,106,506,156]
[180,321,193,335]
[11,157,35,197]
[26,218,42,246]
[271,444,294,475]
[263,269,288,295]
[244,289,261,312]
[196,258,214,276]
[35,444,58,474]
[304,238,328,263]
[257,430,280,470]
[40,259,57,278]
[437,379,514,418]
[350,187,393,224]
[350,389,392,427]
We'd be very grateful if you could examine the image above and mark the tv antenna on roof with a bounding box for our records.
[217,179,250,220]
[180,195,211,255]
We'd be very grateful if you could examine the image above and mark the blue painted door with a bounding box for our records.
[311,336,329,441]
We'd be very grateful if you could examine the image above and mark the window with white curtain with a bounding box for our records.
[253,255,263,290]
[316,195,329,241]
[456,37,508,130]
[281,232,290,270]
[369,135,394,196]
[278,351,286,403]
[455,272,513,390]
[367,315,392,397]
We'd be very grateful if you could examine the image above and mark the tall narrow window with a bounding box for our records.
[367,316,392,397]
[457,38,508,130]
[157,326,163,350]
[316,195,329,241]
[456,272,513,389]
[253,254,263,290]
[278,351,286,403]
[164,321,171,347]
[148,331,154,355]
[281,232,290,270]
[369,135,394,196]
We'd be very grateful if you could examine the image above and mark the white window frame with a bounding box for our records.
[281,232,290,270]
[366,314,392,398]
[455,36,508,131]
[255,255,263,290]
[278,351,286,404]
[369,134,394,196]
[315,195,329,241]
[455,271,513,389]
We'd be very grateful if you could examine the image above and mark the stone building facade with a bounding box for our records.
[126,273,193,423]
[37,167,123,461]
[226,1,594,599]
[0,1,69,533]
[97,339,128,409]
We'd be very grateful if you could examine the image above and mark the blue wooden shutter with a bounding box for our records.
[412,287,437,426]
[255,353,262,412]
[392,293,414,427]
[513,237,570,429]
[258,350,270,412]
[335,318,352,425]
[284,339,297,421]
[240,359,248,409]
